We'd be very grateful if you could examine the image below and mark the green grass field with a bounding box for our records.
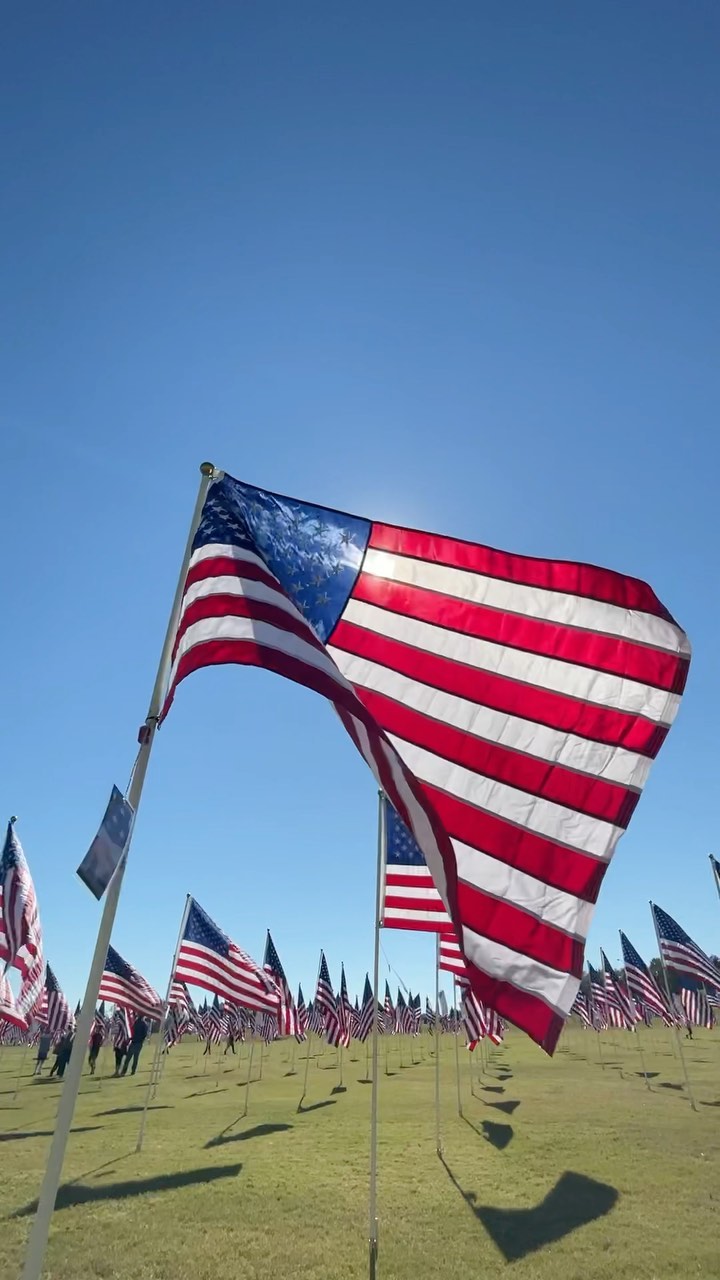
[1,1026,718,1280]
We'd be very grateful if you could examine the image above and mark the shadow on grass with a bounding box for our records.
[357,1077,372,1085]
[481,1085,504,1095]
[95,1105,173,1117]
[658,1082,685,1092]
[331,1085,347,1095]
[483,1099,520,1116]
[296,1099,337,1114]
[700,1100,720,1107]
[462,1115,514,1150]
[205,1122,292,1149]
[186,1088,229,1099]
[284,1071,298,1077]
[635,1072,660,1079]
[0,1126,99,1144]
[440,1159,618,1261]
[13,1165,242,1217]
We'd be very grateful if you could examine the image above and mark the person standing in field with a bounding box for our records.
[56,1032,74,1079]
[120,1016,149,1076]
[34,1031,52,1075]
[88,1025,104,1074]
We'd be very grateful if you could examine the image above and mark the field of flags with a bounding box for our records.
[1,464,709,1280]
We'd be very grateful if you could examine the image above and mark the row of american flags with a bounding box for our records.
[2,805,718,1057]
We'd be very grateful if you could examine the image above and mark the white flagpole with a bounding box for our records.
[452,977,463,1118]
[650,901,697,1112]
[242,1036,256,1118]
[368,789,386,1280]
[21,463,218,1280]
[136,893,192,1152]
[434,934,442,1156]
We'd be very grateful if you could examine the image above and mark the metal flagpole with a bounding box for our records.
[136,893,192,1152]
[434,934,442,1156]
[11,1041,30,1103]
[21,463,218,1280]
[709,854,720,905]
[452,978,463,1118]
[368,790,386,1280]
[650,901,697,1112]
[242,1037,256,1118]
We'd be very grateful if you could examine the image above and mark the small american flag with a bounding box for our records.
[315,951,343,1046]
[0,820,42,980]
[111,1007,134,1048]
[382,798,451,933]
[439,935,466,981]
[600,950,637,1029]
[571,989,592,1029]
[175,898,280,1013]
[0,969,26,1030]
[619,931,672,1020]
[295,984,308,1042]
[383,981,395,1034]
[207,995,228,1042]
[357,975,375,1043]
[98,947,162,1019]
[337,964,352,1047]
[160,473,688,1052]
[42,964,73,1040]
[461,987,487,1049]
[263,931,300,1037]
[306,999,324,1036]
[652,904,720,992]
[395,990,413,1034]
[679,987,714,1029]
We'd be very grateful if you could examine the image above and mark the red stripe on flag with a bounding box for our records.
[368,524,679,622]
[463,963,564,1055]
[457,881,584,978]
[353,574,688,695]
[423,784,606,903]
[357,686,638,828]
[330,620,667,758]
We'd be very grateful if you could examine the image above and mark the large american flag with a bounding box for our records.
[651,904,720,992]
[174,897,280,1013]
[619,930,671,1020]
[382,798,451,933]
[0,820,43,980]
[158,473,689,1051]
[98,946,162,1020]
[263,931,300,1037]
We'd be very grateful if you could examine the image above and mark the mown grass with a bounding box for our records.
[1,1024,719,1280]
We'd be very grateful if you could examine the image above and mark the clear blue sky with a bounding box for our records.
[1,4,717,1019]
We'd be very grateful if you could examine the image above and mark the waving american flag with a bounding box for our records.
[0,820,42,981]
[161,472,688,1052]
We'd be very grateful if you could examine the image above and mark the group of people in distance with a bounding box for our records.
[33,1015,150,1080]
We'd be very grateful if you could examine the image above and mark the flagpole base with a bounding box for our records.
[369,1232,378,1280]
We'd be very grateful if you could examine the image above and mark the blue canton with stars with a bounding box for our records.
[105,945,141,981]
[183,898,231,959]
[385,798,428,867]
[194,473,371,643]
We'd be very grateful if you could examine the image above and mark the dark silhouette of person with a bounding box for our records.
[120,1016,149,1076]
[88,1028,104,1074]
[56,1033,74,1079]
[224,1031,236,1055]
[203,1036,212,1056]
